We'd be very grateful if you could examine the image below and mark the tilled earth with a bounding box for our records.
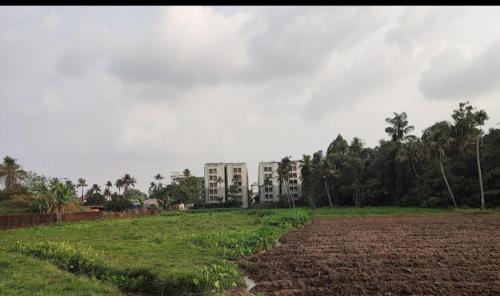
[240,215,500,295]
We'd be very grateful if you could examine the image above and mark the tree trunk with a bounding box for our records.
[308,192,315,208]
[410,158,420,178]
[477,135,485,210]
[439,152,458,208]
[325,180,333,208]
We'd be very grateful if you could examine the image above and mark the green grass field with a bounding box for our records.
[1,207,496,295]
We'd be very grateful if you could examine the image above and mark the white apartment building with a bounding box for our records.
[257,160,303,203]
[170,171,204,186]
[204,162,249,208]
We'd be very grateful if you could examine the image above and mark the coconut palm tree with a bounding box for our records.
[51,180,76,214]
[422,121,458,208]
[0,156,27,193]
[115,179,124,195]
[103,188,111,199]
[396,135,423,178]
[451,101,489,209]
[87,183,101,195]
[183,169,191,177]
[76,178,87,204]
[121,174,137,193]
[385,112,415,143]
[154,174,164,181]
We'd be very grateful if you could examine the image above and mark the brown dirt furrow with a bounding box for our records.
[241,215,500,295]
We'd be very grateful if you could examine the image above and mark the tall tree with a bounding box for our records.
[121,174,137,193]
[0,156,27,193]
[385,112,415,203]
[451,101,489,209]
[154,174,164,182]
[183,169,191,177]
[300,154,315,208]
[51,180,76,214]
[396,135,423,178]
[327,134,349,156]
[422,121,458,208]
[320,158,336,208]
[277,156,293,208]
[115,179,124,195]
[385,112,415,142]
[86,183,101,195]
[76,178,87,204]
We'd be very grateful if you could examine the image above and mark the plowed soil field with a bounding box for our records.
[241,215,500,295]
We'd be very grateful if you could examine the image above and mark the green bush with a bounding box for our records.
[190,227,278,259]
[193,260,240,292]
[12,241,111,280]
[258,209,310,228]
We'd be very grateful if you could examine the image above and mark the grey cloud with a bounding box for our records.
[105,7,389,88]
[239,7,388,81]
[386,7,465,52]
[419,41,500,99]
[301,46,406,122]
[1,6,500,192]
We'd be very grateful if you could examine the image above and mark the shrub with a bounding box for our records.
[257,209,310,228]
[105,197,134,212]
[190,227,278,259]
[12,241,111,280]
[193,260,240,292]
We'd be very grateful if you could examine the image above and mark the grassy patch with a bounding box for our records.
[0,209,309,295]
[0,250,120,296]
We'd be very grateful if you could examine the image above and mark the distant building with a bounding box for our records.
[257,160,303,203]
[204,162,249,208]
[169,171,205,200]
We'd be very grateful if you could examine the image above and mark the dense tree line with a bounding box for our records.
[299,102,500,208]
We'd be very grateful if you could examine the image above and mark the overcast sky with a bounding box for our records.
[1,6,499,191]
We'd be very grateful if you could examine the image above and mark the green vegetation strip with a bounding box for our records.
[2,209,309,295]
[0,250,120,296]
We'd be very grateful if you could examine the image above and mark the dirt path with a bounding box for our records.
[240,215,500,295]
